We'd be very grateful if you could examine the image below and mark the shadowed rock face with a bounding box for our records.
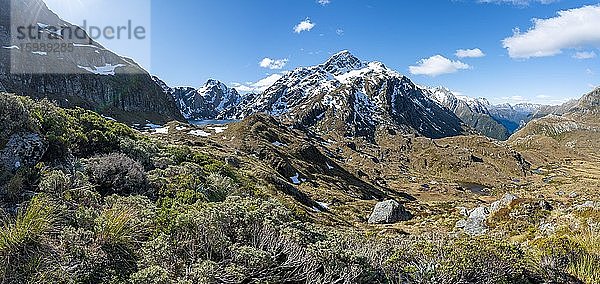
[159,78,242,120]
[367,200,412,224]
[0,133,46,173]
[0,0,184,124]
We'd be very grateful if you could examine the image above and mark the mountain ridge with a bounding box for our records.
[0,0,184,124]
[167,50,469,140]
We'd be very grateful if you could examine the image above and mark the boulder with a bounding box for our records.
[368,200,412,224]
[0,133,47,172]
[224,156,240,168]
[539,200,553,211]
[458,206,490,236]
[462,216,488,236]
[457,193,519,236]
[489,193,518,214]
[469,206,490,220]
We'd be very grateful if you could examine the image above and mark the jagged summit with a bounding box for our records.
[199,79,230,95]
[220,50,466,139]
[322,50,364,76]
[575,87,600,113]
[164,78,242,120]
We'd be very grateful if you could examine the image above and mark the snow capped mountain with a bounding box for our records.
[427,87,491,115]
[322,50,364,75]
[0,0,183,123]
[425,87,510,140]
[168,50,584,141]
[487,103,543,133]
[223,50,466,139]
[574,87,600,114]
[157,78,243,120]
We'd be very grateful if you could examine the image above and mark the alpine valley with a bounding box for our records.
[1,0,600,283]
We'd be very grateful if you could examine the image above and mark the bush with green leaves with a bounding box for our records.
[0,93,39,144]
[20,97,136,160]
[119,137,160,170]
[149,163,238,205]
[531,229,600,284]
[38,169,71,196]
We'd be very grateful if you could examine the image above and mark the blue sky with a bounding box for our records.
[43,0,600,105]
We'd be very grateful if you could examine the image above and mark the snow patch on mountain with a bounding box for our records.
[77,64,125,75]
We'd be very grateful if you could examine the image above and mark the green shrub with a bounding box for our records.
[90,195,156,282]
[38,170,70,196]
[0,195,58,282]
[4,166,41,203]
[149,163,206,204]
[384,235,533,284]
[204,173,237,202]
[0,93,39,142]
[23,98,136,160]
[568,253,600,284]
[95,195,155,250]
[130,265,171,284]
[120,137,160,170]
[567,229,600,284]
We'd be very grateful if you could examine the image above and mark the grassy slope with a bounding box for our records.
[0,93,599,283]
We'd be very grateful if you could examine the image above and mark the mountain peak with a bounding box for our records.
[204,79,225,88]
[322,50,363,76]
[574,86,600,112]
[200,79,233,94]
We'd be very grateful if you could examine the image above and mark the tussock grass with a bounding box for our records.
[568,253,600,284]
[95,207,144,248]
[0,195,56,255]
[568,229,600,284]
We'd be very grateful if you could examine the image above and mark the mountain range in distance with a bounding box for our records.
[0,0,595,142]
[155,50,581,141]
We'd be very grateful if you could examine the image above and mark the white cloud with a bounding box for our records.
[409,55,470,77]
[573,51,597,59]
[317,0,331,5]
[294,18,316,33]
[502,5,600,59]
[455,48,486,58]
[478,0,558,6]
[259,58,288,69]
[232,74,284,93]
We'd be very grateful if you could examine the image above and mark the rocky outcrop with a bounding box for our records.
[0,133,47,172]
[456,193,518,236]
[368,200,412,224]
